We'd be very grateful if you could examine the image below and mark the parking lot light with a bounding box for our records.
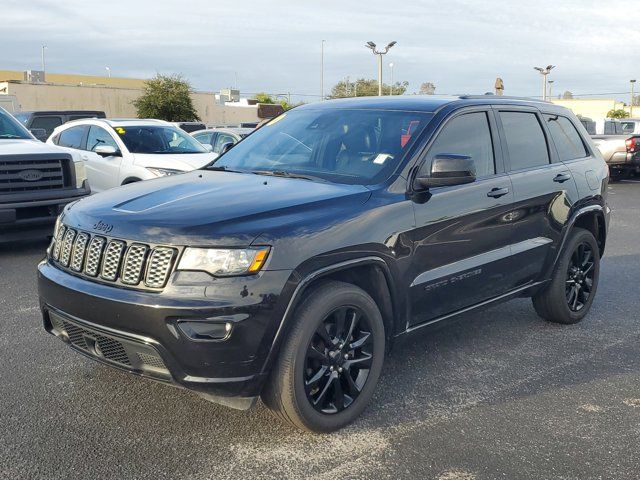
[365,41,397,96]
[534,65,555,101]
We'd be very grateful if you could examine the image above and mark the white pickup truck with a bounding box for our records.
[0,108,90,242]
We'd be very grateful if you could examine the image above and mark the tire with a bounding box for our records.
[532,228,600,324]
[261,280,385,432]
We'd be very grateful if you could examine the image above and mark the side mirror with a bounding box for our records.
[30,128,48,141]
[219,142,234,155]
[415,154,476,189]
[94,145,120,157]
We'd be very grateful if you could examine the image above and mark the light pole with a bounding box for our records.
[534,65,554,101]
[548,80,554,99]
[631,79,636,117]
[389,62,395,95]
[321,40,325,101]
[365,41,396,96]
[41,45,47,74]
[105,66,111,78]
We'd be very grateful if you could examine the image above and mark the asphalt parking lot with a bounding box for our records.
[1,180,639,480]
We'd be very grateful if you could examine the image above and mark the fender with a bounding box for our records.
[546,203,607,279]
[259,256,396,376]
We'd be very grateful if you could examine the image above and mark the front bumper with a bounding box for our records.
[38,260,294,408]
[0,182,90,242]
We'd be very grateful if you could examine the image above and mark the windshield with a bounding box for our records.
[113,125,207,154]
[212,108,432,185]
[12,112,30,126]
[0,109,33,139]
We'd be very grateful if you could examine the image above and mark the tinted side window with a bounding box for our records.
[544,115,588,161]
[87,126,118,151]
[419,111,495,177]
[58,126,86,149]
[30,116,63,136]
[500,112,549,171]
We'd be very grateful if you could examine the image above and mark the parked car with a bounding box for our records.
[38,96,609,432]
[191,127,253,154]
[171,121,207,133]
[46,118,218,193]
[13,110,106,141]
[591,134,640,179]
[0,107,89,242]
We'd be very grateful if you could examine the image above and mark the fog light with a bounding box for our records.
[177,321,232,341]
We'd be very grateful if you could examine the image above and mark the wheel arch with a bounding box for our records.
[260,256,399,377]
[121,176,142,185]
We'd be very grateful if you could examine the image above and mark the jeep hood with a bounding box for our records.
[62,170,371,245]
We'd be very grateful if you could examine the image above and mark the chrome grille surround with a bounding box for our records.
[100,240,126,281]
[145,247,176,288]
[85,236,106,277]
[52,224,66,261]
[70,232,89,272]
[121,244,148,285]
[60,229,76,267]
[49,225,180,291]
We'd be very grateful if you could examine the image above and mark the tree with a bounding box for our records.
[133,74,200,121]
[562,91,574,99]
[607,109,630,119]
[329,78,409,98]
[252,92,296,111]
[419,82,436,95]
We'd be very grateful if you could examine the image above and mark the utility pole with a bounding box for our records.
[321,40,325,101]
[365,41,396,96]
[534,65,555,101]
[548,80,554,99]
[631,79,636,117]
[389,62,395,95]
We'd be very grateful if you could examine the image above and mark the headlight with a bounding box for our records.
[177,247,270,276]
[74,161,86,187]
[146,167,184,177]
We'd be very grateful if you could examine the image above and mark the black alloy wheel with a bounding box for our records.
[565,241,595,312]
[304,306,373,414]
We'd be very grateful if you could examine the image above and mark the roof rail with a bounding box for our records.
[457,94,552,103]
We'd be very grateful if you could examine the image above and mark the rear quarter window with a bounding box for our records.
[544,114,589,161]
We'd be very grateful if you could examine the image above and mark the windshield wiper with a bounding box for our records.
[206,165,244,173]
[251,170,320,182]
[0,134,25,139]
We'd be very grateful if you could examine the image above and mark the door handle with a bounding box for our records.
[553,173,572,183]
[487,187,510,198]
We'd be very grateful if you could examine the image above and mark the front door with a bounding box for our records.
[408,109,515,325]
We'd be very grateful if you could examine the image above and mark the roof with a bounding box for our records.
[193,127,254,135]
[297,95,555,113]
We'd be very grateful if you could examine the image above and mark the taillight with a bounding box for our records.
[625,137,636,152]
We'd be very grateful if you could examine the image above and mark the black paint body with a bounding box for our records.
[38,96,610,406]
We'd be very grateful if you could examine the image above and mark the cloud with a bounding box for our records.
[1,0,637,102]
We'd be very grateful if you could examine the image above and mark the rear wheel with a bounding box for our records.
[262,281,385,432]
[532,228,600,324]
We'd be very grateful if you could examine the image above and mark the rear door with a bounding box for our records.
[83,125,123,193]
[495,107,580,287]
[408,108,516,325]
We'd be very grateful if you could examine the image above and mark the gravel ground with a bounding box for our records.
[1,180,639,480]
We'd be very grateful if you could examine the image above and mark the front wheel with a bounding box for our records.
[261,281,385,432]
[532,228,600,324]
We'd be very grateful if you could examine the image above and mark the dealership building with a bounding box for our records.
[0,70,272,125]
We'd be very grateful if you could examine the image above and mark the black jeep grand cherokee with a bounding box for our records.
[38,96,609,432]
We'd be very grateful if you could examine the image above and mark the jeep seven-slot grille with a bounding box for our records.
[0,158,67,193]
[50,226,178,290]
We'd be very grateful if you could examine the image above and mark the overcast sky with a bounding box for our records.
[1,0,637,102]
